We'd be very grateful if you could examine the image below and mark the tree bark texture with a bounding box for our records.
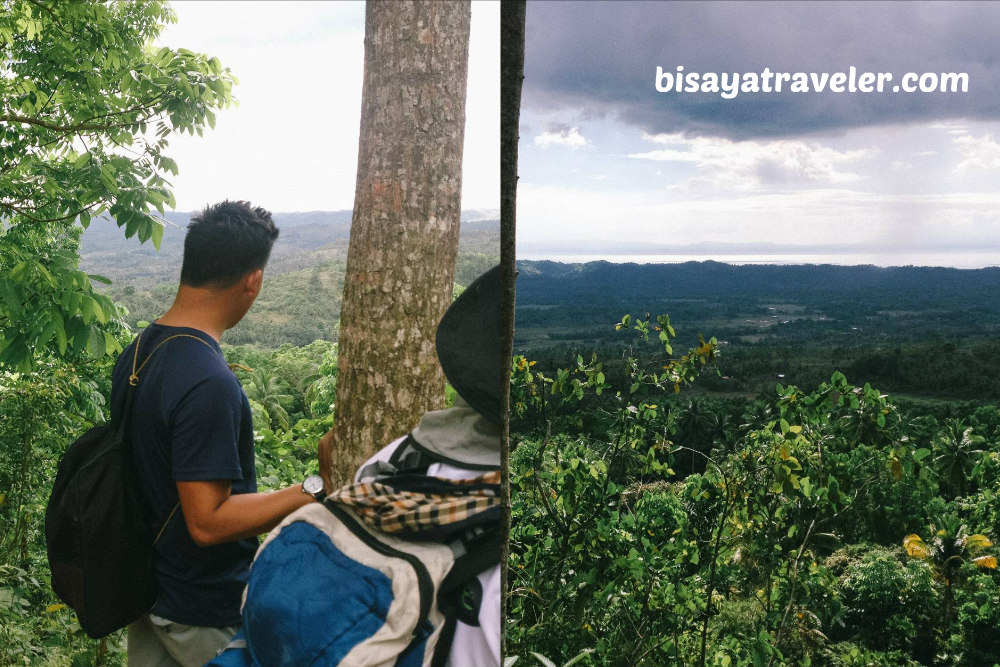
[500,0,526,659]
[331,0,471,486]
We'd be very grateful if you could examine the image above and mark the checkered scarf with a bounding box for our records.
[326,471,500,539]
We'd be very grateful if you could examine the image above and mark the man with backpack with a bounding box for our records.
[112,201,330,667]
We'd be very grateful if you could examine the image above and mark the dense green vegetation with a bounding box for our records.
[509,311,1000,667]
[515,261,1000,401]
[0,329,337,666]
[0,0,235,372]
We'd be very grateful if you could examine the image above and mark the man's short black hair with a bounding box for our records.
[180,200,280,287]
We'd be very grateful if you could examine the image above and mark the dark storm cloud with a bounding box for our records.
[525,1,1000,139]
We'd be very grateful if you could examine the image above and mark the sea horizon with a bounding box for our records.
[517,252,1000,270]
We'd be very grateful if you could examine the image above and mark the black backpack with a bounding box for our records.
[45,333,199,638]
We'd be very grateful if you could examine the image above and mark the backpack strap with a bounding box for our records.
[122,330,220,543]
[353,433,436,482]
[431,526,502,667]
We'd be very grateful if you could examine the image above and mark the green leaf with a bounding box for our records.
[104,331,119,355]
[9,261,29,282]
[530,652,557,667]
[562,649,595,667]
[160,156,179,176]
[80,295,95,323]
[37,313,57,348]
[87,328,106,358]
[53,313,67,355]
[151,219,165,250]
[138,219,153,244]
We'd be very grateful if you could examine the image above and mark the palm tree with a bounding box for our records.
[903,514,996,626]
[243,368,292,431]
[739,399,772,433]
[933,418,987,498]
[676,399,720,474]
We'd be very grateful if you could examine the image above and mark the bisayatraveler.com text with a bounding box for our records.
[655,66,969,99]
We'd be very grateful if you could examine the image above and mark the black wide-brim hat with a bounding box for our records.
[436,265,501,425]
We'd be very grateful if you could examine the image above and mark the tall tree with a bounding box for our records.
[500,0,526,658]
[326,0,472,486]
[0,1,234,370]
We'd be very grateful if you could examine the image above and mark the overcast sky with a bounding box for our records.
[155,1,498,213]
[519,1,1000,267]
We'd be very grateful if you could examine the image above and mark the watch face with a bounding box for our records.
[303,475,324,495]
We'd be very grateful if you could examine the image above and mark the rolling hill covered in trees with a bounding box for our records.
[514,260,1000,401]
[79,211,499,347]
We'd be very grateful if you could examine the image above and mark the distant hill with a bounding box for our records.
[516,259,1000,307]
[83,210,498,347]
[80,210,499,289]
[514,260,1000,400]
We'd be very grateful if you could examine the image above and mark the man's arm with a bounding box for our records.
[177,480,315,547]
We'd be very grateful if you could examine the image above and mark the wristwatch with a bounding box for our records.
[302,474,326,502]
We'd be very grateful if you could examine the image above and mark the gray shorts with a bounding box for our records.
[127,613,238,667]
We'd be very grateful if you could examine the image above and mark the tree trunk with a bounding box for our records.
[500,1,526,658]
[330,0,471,486]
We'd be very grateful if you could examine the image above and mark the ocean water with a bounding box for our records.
[517,252,1000,269]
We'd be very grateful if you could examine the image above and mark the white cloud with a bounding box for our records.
[155,1,497,211]
[516,181,1000,252]
[629,133,871,191]
[953,133,1000,174]
[534,126,590,149]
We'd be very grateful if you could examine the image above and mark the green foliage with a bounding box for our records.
[0,354,126,666]
[952,569,1000,666]
[511,313,1000,667]
[0,563,126,667]
[0,358,112,565]
[254,416,331,491]
[0,224,127,371]
[510,315,720,665]
[0,0,235,370]
[0,339,341,665]
[227,340,338,424]
[835,549,935,654]
[933,419,987,499]
[243,367,293,431]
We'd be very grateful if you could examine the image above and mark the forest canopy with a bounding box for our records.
[0,0,235,370]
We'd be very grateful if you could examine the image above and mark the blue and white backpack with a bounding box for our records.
[206,451,500,667]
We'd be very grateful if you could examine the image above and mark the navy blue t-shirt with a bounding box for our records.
[111,323,258,627]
